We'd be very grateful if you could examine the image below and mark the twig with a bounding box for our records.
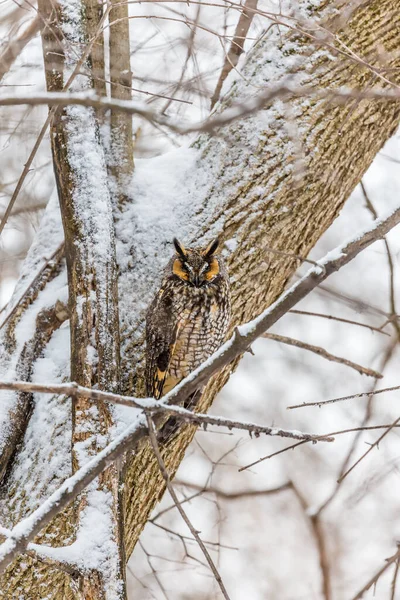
[262,246,326,272]
[289,309,389,336]
[239,440,308,471]
[0,16,42,83]
[150,521,238,551]
[146,414,231,600]
[306,335,398,517]
[174,480,292,499]
[263,333,382,378]
[337,415,400,483]
[352,546,400,600]
[139,540,171,600]
[239,423,400,471]
[0,114,53,240]
[314,281,390,319]
[361,180,400,338]
[391,553,400,600]
[287,383,400,410]
[290,482,331,600]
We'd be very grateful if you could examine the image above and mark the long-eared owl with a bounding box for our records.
[145,237,231,405]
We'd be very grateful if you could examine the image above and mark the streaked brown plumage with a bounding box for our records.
[145,238,231,414]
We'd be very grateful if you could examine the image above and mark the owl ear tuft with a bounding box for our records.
[173,238,187,260]
[202,237,219,258]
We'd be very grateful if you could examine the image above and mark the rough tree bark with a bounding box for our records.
[0,0,399,598]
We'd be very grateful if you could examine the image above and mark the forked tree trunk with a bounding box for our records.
[0,0,399,598]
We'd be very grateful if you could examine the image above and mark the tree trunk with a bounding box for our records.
[42,1,126,597]
[0,0,399,597]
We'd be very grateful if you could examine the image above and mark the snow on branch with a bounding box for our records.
[0,414,146,574]
[0,380,333,442]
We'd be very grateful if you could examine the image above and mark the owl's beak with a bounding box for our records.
[193,275,201,287]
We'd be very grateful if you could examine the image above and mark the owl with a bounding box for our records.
[145,237,231,430]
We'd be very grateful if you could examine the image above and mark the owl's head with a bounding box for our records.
[171,237,222,287]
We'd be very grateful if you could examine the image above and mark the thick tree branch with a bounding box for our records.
[108,0,134,204]
[37,0,126,596]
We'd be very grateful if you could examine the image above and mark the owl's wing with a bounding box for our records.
[145,287,187,399]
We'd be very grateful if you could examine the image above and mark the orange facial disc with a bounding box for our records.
[204,258,219,281]
[172,258,189,280]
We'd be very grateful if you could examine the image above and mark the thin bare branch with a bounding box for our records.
[238,440,308,471]
[290,482,331,600]
[146,414,231,600]
[289,309,389,336]
[352,546,400,600]
[0,379,332,443]
[337,415,400,483]
[174,480,292,499]
[239,423,400,471]
[361,180,400,338]
[391,554,400,600]
[262,246,326,272]
[263,333,382,378]
[0,16,42,83]
[287,383,400,410]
